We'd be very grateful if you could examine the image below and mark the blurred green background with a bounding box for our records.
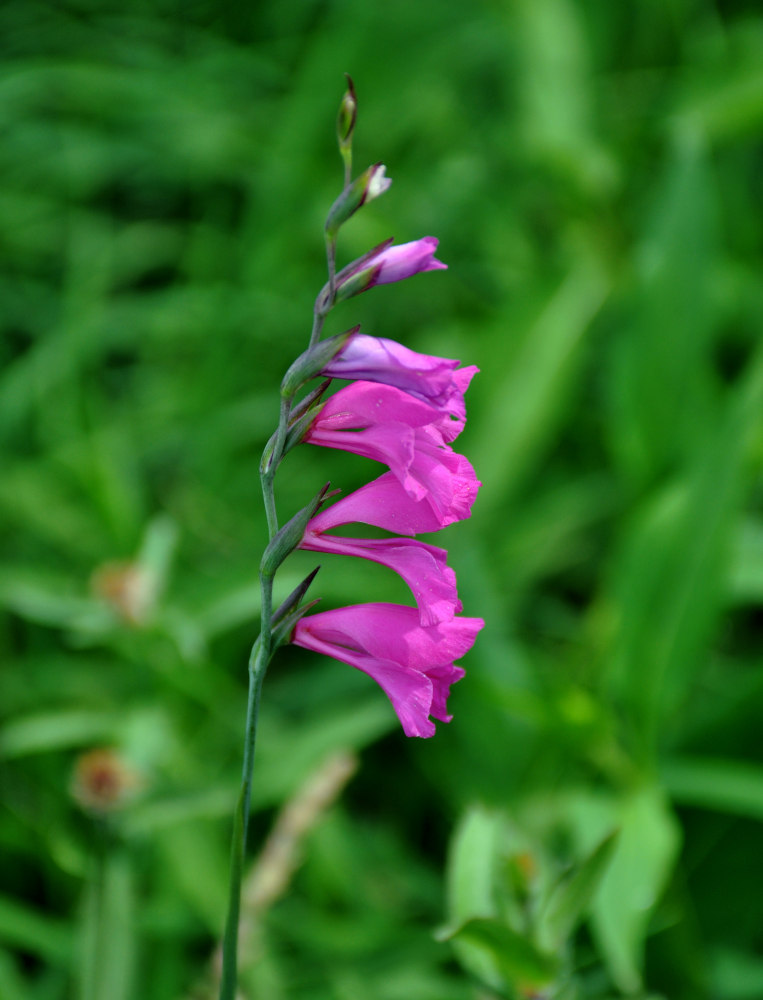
[2,1,763,998]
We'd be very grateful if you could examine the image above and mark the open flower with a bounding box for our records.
[305,382,481,521]
[292,603,483,737]
[301,523,461,626]
[330,237,447,303]
[318,333,478,433]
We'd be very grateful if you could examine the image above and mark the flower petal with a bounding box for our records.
[310,471,476,535]
[301,528,461,625]
[368,237,447,286]
[312,381,455,439]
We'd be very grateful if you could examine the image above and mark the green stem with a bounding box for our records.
[79,827,106,1000]
[80,823,134,1000]
[218,621,270,1000]
[262,397,292,535]
[217,408,285,1000]
[325,232,337,308]
[218,143,349,998]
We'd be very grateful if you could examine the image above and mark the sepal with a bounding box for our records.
[260,484,336,578]
[281,327,358,397]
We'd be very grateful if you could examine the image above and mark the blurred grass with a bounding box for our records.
[1,0,763,998]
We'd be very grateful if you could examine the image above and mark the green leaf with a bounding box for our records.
[711,947,763,1000]
[445,805,504,928]
[585,788,681,994]
[0,949,29,1000]
[0,895,73,965]
[78,850,135,1000]
[473,256,609,513]
[440,918,558,989]
[0,710,120,758]
[662,756,763,823]
[539,830,618,949]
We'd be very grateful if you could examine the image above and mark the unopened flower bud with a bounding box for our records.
[336,75,357,169]
[325,164,391,237]
[318,237,447,306]
[337,75,356,144]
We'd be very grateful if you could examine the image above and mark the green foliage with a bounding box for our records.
[2,0,763,998]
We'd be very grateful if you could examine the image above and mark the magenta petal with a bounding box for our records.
[404,438,481,522]
[307,420,419,489]
[301,528,462,625]
[425,663,466,722]
[292,604,483,738]
[369,237,447,286]
[313,381,456,440]
[310,471,476,535]
[360,660,437,737]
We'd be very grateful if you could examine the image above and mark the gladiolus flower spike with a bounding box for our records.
[220,79,484,1000]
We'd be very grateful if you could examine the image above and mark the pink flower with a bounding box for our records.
[309,470,475,534]
[331,237,447,302]
[319,333,478,433]
[292,604,484,737]
[305,382,481,521]
[301,524,461,626]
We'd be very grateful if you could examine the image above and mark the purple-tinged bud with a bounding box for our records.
[325,164,391,237]
[324,237,447,304]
